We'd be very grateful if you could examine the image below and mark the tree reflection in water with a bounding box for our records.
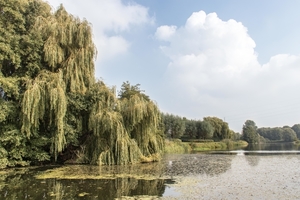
[47,178,166,199]
[0,154,235,199]
[244,156,260,166]
[6,152,287,199]
[0,164,168,199]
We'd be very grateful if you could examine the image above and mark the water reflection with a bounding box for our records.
[1,143,300,199]
[246,142,300,151]
[48,178,166,199]
[0,169,167,199]
[223,143,300,167]
[0,154,234,199]
[244,155,260,166]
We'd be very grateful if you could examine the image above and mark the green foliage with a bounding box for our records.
[119,82,164,161]
[118,81,149,101]
[230,130,241,141]
[164,139,191,154]
[162,113,185,139]
[0,0,163,167]
[242,120,259,144]
[258,127,283,141]
[191,141,226,151]
[21,70,68,160]
[258,126,297,142]
[203,117,230,140]
[196,120,214,139]
[181,139,214,142]
[180,116,235,141]
[184,119,197,139]
[282,128,297,142]
[86,81,164,165]
[291,124,300,139]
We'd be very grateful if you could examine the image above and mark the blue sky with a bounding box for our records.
[46,0,300,132]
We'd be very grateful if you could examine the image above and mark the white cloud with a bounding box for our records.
[160,11,259,97]
[95,35,130,60]
[47,0,152,62]
[157,10,300,131]
[155,25,177,41]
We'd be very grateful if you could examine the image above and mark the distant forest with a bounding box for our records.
[241,120,300,144]
[161,114,240,141]
[161,115,300,144]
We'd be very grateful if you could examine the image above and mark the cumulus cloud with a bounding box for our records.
[156,10,300,131]
[95,35,130,60]
[159,11,259,98]
[155,25,177,41]
[47,0,152,61]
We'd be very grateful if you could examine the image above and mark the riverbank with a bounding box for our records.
[164,139,248,154]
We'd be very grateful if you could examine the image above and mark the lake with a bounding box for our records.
[1,143,300,199]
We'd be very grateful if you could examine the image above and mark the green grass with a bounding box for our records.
[165,139,248,153]
[164,139,192,154]
[191,142,225,151]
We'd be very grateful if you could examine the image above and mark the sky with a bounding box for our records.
[46,0,300,132]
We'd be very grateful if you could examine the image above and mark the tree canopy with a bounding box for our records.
[258,126,297,142]
[242,120,259,144]
[0,0,163,168]
[203,117,231,140]
[161,113,185,139]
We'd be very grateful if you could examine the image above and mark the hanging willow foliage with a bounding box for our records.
[21,70,67,160]
[120,94,164,158]
[86,82,142,165]
[86,81,165,165]
[34,4,96,94]
[1,0,164,167]
[18,3,97,162]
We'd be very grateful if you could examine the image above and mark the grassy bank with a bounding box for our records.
[164,139,192,154]
[165,139,248,153]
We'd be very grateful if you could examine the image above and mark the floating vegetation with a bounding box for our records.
[35,163,165,180]
[163,154,234,177]
[30,164,167,199]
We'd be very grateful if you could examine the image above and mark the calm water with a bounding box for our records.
[1,143,300,199]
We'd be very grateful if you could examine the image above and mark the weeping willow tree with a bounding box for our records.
[22,70,67,160]
[34,4,96,93]
[86,81,143,165]
[0,0,164,167]
[118,82,164,162]
[20,3,98,161]
[120,94,164,156]
[85,81,164,165]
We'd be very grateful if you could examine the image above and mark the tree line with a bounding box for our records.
[161,114,240,141]
[241,120,300,143]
